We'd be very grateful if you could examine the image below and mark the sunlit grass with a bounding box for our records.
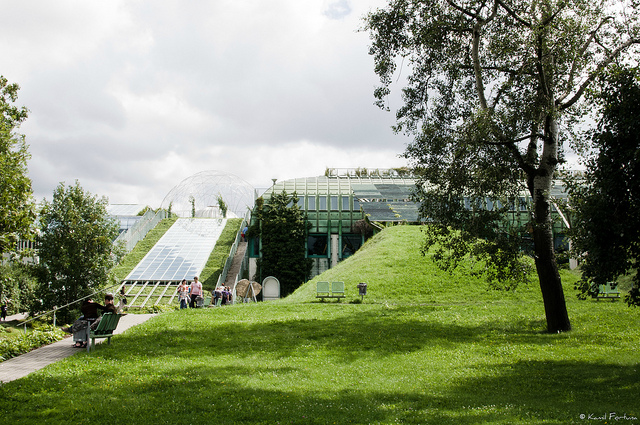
[1,226,637,425]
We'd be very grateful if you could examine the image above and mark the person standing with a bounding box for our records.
[241,225,248,242]
[189,276,202,308]
[177,279,189,309]
[118,286,127,313]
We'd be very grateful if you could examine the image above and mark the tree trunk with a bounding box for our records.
[531,116,572,333]
[531,208,572,332]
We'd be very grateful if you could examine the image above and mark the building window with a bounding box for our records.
[485,198,494,211]
[341,234,362,257]
[248,237,260,257]
[330,196,339,211]
[307,234,328,257]
[318,196,327,211]
[307,196,316,210]
[342,196,350,211]
[519,197,528,211]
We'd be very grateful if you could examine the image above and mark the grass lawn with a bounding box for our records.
[0,226,637,424]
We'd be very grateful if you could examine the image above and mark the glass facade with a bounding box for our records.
[250,171,571,278]
[251,174,419,277]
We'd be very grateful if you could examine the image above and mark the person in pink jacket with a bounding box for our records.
[189,276,203,308]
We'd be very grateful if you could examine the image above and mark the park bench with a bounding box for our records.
[316,281,345,302]
[86,312,124,352]
[595,283,620,301]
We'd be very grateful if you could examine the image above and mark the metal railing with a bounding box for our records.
[215,212,252,305]
[216,212,250,289]
[18,282,124,334]
[115,209,168,253]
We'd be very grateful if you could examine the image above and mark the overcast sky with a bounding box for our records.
[1,0,409,207]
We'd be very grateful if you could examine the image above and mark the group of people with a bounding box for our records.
[213,285,232,306]
[177,276,204,309]
[176,277,233,308]
[64,293,117,348]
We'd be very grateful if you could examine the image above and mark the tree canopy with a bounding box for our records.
[364,0,640,332]
[249,191,312,297]
[568,66,640,306]
[0,76,35,255]
[35,181,123,319]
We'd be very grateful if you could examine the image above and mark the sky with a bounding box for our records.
[0,0,410,207]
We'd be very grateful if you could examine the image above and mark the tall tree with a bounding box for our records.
[364,0,640,332]
[35,181,123,319]
[568,66,640,306]
[249,191,312,297]
[0,76,35,255]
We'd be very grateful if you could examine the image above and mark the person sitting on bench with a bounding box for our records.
[65,296,114,348]
[90,294,117,331]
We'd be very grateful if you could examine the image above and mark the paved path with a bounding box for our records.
[0,313,156,384]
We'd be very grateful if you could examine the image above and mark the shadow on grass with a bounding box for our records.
[107,306,582,362]
[0,359,637,425]
[0,306,637,424]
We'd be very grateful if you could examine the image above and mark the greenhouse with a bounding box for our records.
[160,170,254,219]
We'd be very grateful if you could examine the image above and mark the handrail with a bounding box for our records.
[115,209,168,253]
[232,242,251,304]
[216,211,251,289]
[19,282,124,334]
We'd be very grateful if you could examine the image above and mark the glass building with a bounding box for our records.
[250,169,420,278]
[249,168,572,279]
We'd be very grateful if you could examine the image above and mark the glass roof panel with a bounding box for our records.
[126,218,226,281]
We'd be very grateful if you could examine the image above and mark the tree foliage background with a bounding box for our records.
[364,0,639,332]
[0,262,38,316]
[568,66,640,306]
[249,191,312,297]
[0,76,35,255]
[34,181,123,321]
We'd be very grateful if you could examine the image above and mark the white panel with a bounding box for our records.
[126,218,226,281]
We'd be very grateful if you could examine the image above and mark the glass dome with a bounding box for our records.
[161,170,255,218]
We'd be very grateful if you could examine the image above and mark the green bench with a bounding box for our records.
[595,283,620,301]
[87,312,124,352]
[316,281,345,302]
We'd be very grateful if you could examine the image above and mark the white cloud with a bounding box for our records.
[3,0,405,207]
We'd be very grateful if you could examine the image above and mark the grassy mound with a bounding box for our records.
[288,225,576,305]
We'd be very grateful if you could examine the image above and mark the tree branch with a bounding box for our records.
[556,17,614,104]
[495,0,532,27]
[471,1,499,110]
[559,37,640,110]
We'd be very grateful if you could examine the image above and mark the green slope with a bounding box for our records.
[288,225,579,305]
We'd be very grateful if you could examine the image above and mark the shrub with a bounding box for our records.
[0,325,64,362]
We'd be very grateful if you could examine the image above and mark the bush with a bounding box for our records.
[0,325,65,362]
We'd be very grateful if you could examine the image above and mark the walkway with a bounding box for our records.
[0,313,156,384]
[224,241,248,286]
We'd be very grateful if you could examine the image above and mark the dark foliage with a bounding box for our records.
[568,66,640,306]
[249,192,312,297]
